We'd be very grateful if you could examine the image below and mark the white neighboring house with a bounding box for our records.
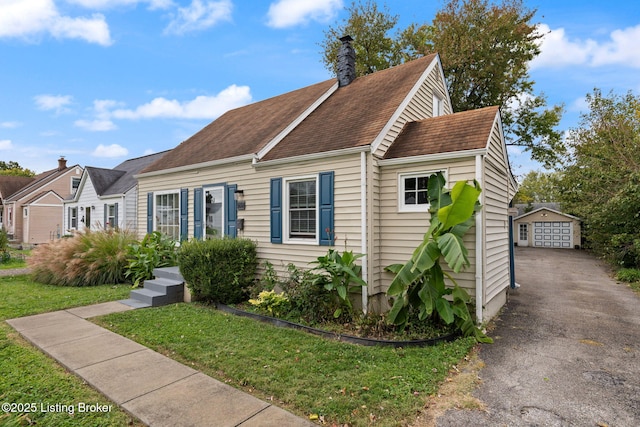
[64,151,169,233]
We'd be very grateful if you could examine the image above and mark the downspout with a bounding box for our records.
[475,154,484,324]
[360,151,368,314]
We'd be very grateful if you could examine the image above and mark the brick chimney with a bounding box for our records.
[58,156,67,171]
[337,35,356,87]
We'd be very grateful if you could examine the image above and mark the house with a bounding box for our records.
[0,175,34,230]
[514,207,581,249]
[136,38,517,322]
[2,157,83,245]
[63,151,170,232]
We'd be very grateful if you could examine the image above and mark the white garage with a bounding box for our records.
[514,207,581,249]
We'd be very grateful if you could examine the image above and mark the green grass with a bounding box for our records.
[96,303,476,426]
[0,275,140,426]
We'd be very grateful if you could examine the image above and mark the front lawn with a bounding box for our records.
[0,275,140,426]
[96,303,476,426]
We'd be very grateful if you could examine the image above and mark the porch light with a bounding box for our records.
[234,189,246,210]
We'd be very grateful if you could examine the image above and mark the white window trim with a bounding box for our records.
[203,185,226,239]
[398,170,447,213]
[432,92,444,117]
[71,177,81,195]
[283,174,319,245]
[154,189,180,240]
[106,204,116,228]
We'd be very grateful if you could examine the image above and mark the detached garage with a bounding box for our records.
[514,207,581,249]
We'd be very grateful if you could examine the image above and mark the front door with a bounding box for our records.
[204,187,225,239]
[518,223,529,247]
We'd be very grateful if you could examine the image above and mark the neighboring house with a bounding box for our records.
[513,202,561,217]
[514,207,581,249]
[63,151,170,233]
[0,175,34,230]
[136,38,517,322]
[2,157,83,245]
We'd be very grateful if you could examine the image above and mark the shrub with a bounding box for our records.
[616,268,640,283]
[178,238,257,304]
[279,263,342,325]
[29,229,138,286]
[249,290,291,318]
[0,228,9,264]
[125,231,178,287]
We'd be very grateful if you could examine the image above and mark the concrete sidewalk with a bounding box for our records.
[6,302,314,427]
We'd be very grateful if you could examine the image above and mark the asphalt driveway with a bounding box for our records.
[437,247,640,427]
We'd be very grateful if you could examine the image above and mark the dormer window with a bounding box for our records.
[71,177,81,195]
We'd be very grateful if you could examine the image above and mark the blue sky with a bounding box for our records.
[1,0,638,178]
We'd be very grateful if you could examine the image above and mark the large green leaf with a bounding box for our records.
[386,260,419,296]
[387,295,409,327]
[436,297,454,324]
[438,180,482,231]
[437,233,469,273]
[411,240,440,273]
[427,172,447,210]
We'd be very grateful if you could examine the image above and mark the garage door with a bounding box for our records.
[533,221,573,248]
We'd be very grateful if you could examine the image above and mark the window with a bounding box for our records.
[106,204,116,228]
[155,192,180,240]
[398,172,435,212]
[23,208,28,218]
[286,177,317,241]
[433,93,444,117]
[69,207,78,229]
[71,177,81,195]
[204,187,224,239]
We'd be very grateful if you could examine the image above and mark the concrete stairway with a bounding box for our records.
[121,266,184,308]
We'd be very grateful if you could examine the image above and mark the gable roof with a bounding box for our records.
[142,80,337,174]
[0,175,34,201]
[23,190,63,205]
[80,151,170,199]
[383,106,500,159]
[262,54,438,161]
[515,206,580,221]
[5,165,80,203]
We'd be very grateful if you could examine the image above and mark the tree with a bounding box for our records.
[320,0,564,167]
[558,89,640,267]
[0,161,35,177]
[512,170,560,204]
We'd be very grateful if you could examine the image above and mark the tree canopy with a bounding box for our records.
[0,161,35,177]
[512,170,560,204]
[558,89,640,267]
[320,0,564,167]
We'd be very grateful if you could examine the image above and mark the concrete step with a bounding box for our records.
[119,298,152,309]
[129,288,169,307]
[144,278,184,299]
[154,266,183,281]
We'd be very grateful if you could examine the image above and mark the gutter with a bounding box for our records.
[475,154,484,324]
[360,151,368,314]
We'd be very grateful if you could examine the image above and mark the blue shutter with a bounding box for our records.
[180,188,188,241]
[270,178,282,244]
[104,205,108,229]
[319,171,334,246]
[226,184,237,238]
[114,203,119,229]
[193,187,203,240]
[147,193,154,234]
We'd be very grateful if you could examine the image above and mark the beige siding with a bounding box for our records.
[482,120,514,305]
[374,64,452,158]
[26,204,63,244]
[137,154,364,276]
[514,209,581,248]
[376,157,478,297]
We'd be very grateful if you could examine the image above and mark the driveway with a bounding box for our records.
[437,247,640,426]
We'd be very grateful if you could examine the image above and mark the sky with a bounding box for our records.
[1,0,639,179]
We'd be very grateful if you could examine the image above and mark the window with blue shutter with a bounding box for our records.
[193,187,203,239]
[318,171,334,246]
[270,178,282,244]
[180,188,188,241]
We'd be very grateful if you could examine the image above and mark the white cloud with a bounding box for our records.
[92,143,129,157]
[111,84,252,119]
[66,0,173,10]
[266,0,342,28]
[34,94,74,113]
[568,96,589,113]
[1,121,21,129]
[0,139,14,150]
[0,0,111,45]
[164,0,232,35]
[532,23,640,69]
[74,119,117,131]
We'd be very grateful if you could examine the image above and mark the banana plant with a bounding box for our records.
[385,172,492,343]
